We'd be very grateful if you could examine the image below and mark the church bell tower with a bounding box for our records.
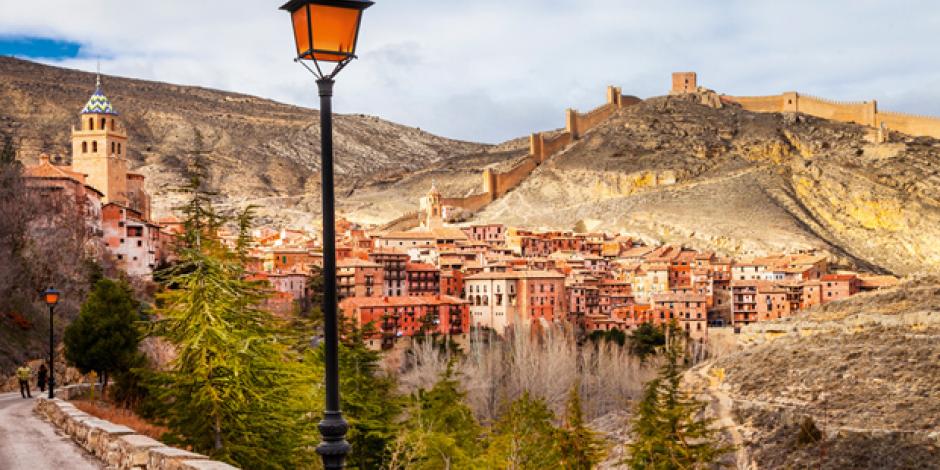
[70,74,129,205]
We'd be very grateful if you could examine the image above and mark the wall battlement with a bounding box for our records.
[683,72,940,140]
[438,85,641,213]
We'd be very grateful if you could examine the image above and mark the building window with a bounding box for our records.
[82,141,87,153]
[92,141,98,152]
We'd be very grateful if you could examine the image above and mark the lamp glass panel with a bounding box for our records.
[291,6,312,58]
[309,4,361,61]
[45,292,59,305]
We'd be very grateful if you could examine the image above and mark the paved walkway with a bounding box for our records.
[0,391,103,469]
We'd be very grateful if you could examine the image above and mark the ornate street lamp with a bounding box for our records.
[279,1,373,468]
[42,287,61,400]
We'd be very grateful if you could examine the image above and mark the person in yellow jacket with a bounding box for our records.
[16,363,32,398]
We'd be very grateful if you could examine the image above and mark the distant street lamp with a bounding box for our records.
[42,287,61,400]
[279,1,373,468]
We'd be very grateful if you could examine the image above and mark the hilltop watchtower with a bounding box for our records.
[671,72,697,94]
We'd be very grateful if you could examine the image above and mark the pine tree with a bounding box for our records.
[558,384,606,469]
[147,175,319,469]
[389,363,483,469]
[63,278,142,389]
[625,325,731,469]
[485,390,565,469]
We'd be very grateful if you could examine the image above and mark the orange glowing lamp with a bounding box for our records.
[281,0,374,63]
[43,287,61,307]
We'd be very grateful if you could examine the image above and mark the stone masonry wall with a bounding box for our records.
[722,91,940,139]
[440,86,641,214]
[34,392,239,470]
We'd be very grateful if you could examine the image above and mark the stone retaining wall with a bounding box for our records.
[34,397,239,470]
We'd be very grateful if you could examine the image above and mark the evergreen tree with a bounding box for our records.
[558,384,606,469]
[389,363,483,469]
[625,326,731,469]
[63,278,142,388]
[147,175,319,469]
[629,322,666,359]
[486,391,564,469]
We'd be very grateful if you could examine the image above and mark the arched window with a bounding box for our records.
[100,118,106,130]
[110,119,115,131]
[117,143,122,154]
[82,141,88,153]
[482,295,489,306]
[88,118,94,130]
[92,141,97,152]
[111,142,115,153]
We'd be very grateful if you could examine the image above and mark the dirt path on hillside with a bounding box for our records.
[691,363,756,470]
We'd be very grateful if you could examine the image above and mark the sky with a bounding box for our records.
[0,0,938,144]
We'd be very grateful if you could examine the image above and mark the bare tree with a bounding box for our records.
[396,323,658,425]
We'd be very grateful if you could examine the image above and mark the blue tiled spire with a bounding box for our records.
[80,73,118,115]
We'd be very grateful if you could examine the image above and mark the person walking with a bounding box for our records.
[16,363,32,398]
[37,363,48,393]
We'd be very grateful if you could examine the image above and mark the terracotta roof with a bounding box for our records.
[340,294,468,309]
[406,262,438,271]
[381,230,437,240]
[821,274,858,281]
[651,293,707,303]
[465,270,565,280]
[23,157,87,183]
[337,258,381,268]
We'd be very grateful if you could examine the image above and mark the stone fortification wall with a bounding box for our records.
[441,85,641,213]
[723,91,940,139]
[35,393,239,470]
[877,110,940,139]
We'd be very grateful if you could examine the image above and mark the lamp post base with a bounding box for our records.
[316,411,350,469]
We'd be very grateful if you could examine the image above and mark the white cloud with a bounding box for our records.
[0,0,938,143]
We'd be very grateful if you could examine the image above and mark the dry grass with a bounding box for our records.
[72,399,168,441]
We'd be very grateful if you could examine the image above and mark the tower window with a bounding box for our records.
[101,118,106,130]
[117,143,122,154]
[110,119,115,131]
[88,118,94,130]
[111,142,115,153]
[92,141,97,152]
[82,142,88,153]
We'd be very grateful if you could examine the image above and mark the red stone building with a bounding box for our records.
[339,295,470,350]
[336,258,384,300]
[406,262,441,296]
[821,274,860,303]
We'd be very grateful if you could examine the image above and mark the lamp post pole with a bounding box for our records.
[48,301,55,399]
[315,76,349,470]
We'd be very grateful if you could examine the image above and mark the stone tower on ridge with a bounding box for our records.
[70,74,130,206]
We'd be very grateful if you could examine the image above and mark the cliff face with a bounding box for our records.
[475,94,940,275]
[0,57,513,226]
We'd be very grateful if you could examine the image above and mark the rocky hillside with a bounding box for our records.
[699,277,940,468]
[475,93,940,275]
[0,57,518,225]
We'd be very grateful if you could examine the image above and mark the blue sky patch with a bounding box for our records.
[0,36,81,59]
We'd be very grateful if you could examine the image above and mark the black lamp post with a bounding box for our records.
[279,1,373,468]
[42,287,60,399]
